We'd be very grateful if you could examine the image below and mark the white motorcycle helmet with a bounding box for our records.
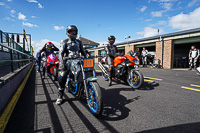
[197,67,200,76]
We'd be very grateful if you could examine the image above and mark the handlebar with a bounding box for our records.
[63,56,84,60]
[63,55,103,60]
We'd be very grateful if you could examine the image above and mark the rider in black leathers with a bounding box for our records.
[104,35,119,86]
[56,25,86,105]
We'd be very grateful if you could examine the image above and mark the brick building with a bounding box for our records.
[89,28,200,69]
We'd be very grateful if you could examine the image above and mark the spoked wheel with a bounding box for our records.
[66,78,78,95]
[87,82,102,116]
[102,72,109,81]
[127,70,144,89]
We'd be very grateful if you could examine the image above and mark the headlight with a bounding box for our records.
[133,59,139,65]
[55,61,59,64]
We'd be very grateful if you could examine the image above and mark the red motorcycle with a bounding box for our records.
[98,54,144,89]
[42,54,59,80]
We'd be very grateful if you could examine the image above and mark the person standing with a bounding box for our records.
[189,46,199,70]
[141,47,148,67]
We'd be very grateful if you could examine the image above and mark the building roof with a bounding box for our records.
[78,36,99,46]
[89,27,200,50]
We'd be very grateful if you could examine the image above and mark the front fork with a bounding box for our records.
[129,67,135,81]
[80,65,89,100]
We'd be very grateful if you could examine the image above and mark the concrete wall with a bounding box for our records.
[0,62,33,113]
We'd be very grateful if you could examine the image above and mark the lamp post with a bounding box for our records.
[125,36,131,46]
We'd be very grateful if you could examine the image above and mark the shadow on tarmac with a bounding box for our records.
[136,122,200,133]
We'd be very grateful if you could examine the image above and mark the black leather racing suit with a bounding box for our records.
[40,44,59,75]
[189,48,199,68]
[58,38,86,96]
[104,44,119,79]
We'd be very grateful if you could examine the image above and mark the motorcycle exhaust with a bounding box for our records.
[98,62,109,76]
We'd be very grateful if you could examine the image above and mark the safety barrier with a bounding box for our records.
[0,30,34,79]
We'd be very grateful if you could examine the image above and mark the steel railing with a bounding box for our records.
[0,30,34,79]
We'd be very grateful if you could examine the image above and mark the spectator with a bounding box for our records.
[189,45,199,70]
[141,47,148,67]
[134,48,140,57]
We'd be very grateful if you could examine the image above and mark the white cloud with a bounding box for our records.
[188,0,200,7]
[32,39,60,56]
[151,11,164,17]
[0,2,10,8]
[0,2,5,6]
[157,20,167,25]
[38,3,44,8]
[27,0,44,8]
[3,17,15,21]
[140,6,147,12]
[7,0,12,1]
[23,22,38,27]
[169,7,200,30]
[160,2,173,10]
[150,0,176,2]
[31,16,37,18]
[145,19,152,22]
[18,12,27,21]
[136,27,164,37]
[10,10,16,17]
[27,0,38,3]
[54,26,65,31]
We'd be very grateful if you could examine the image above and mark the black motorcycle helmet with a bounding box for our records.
[66,25,78,40]
[108,35,115,45]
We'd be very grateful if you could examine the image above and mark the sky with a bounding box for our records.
[1,0,200,56]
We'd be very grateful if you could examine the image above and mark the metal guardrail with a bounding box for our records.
[0,30,34,78]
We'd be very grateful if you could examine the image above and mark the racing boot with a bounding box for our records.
[55,88,64,105]
[188,66,192,71]
[108,67,112,86]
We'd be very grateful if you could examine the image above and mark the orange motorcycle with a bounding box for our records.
[98,54,144,89]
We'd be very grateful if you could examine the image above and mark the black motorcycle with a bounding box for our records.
[64,56,102,116]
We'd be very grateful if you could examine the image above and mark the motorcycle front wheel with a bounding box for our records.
[87,82,102,116]
[127,70,144,89]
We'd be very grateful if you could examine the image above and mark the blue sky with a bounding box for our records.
[1,0,200,54]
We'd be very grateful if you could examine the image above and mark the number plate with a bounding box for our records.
[83,59,94,68]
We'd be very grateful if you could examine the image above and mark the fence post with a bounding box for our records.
[0,30,2,50]
[10,47,13,72]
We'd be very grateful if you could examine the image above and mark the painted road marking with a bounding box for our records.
[95,70,102,72]
[181,86,200,92]
[190,84,200,88]
[144,79,154,83]
[0,64,34,133]
[144,76,163,81]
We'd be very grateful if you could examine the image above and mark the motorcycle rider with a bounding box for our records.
[189,46,199,70]
[56,25,86,105]
[40,42,59,77]
[141,47,148,67]
[104,35,119,86]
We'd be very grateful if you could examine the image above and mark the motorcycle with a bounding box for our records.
[41,54,59,80]
[98,54,144,89]
[64,56,102,116]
